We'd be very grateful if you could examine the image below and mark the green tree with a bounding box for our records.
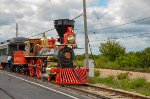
[99,39,126,61]
[116,52,140,68]
[140,47,150,68]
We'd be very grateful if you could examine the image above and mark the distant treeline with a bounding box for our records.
[75,39,150,71]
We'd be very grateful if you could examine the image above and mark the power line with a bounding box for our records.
[72,13,83,20]
[91,8,109,43]
[87,16,150,33]
[76,16,150,34]
[27,13,83,38]
[89,32,150,43]
[28,27,55,38]
[75,10,138,30]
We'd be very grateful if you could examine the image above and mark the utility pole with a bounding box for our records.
[16,23,18,37]
[83,0,89,68]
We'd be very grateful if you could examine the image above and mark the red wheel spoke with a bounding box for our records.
[36,68,41,78]
[29,59,35,77]
[35,59,43,78]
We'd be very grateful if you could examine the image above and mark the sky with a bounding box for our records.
[0,0,150,55]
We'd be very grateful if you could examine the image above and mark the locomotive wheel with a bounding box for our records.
[35,59,43,78]
[36,68,41,78]
[58,47,74,68]
[29,67,34,77]
[29,59,35,77]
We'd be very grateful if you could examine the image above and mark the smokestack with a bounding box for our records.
[54,19,74,44]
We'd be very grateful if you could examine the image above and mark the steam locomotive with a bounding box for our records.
[0,19,89,84]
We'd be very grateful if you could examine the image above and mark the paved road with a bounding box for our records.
[0,71,90,99]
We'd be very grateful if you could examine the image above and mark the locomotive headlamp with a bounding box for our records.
[67,35,75,44]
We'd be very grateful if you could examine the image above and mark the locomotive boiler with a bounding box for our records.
[3,19,89,84]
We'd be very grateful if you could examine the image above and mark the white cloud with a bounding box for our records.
[0,0,150,55]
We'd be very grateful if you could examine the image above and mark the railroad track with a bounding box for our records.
[1,70,150,99]
[66,84,150,99]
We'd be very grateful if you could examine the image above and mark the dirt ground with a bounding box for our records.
[98,69,150,82]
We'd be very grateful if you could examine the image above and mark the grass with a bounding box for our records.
[89,76,150,96]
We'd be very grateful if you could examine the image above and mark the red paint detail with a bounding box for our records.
[29,67,34,77]
[48,37,56,48]
[54,68,89,84]
[57,38,61,42]
[29,59,34,77]
[48,76,51,81]
[14,51,27,65]
[36,68,41,78]
[36,59,44,68]
[64,27,76,44]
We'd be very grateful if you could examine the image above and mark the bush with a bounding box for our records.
[139,48,150,68]
[95,56,120,68]
[75,54,85,60]
[95,56,108,68]
[117,72,130,80]
[94,69,100,77]
[75,47,150,71]
[116,53,140,68]
[130,78,147,89]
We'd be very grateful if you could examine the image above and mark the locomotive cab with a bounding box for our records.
[24,39,41,56]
